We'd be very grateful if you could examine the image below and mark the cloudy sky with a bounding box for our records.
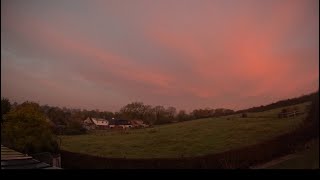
[1,0,319,112]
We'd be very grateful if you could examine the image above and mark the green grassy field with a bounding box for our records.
[60,102,311,158]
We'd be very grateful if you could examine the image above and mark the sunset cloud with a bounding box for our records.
[1,0,318,111]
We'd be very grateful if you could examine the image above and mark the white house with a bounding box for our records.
[91,118,109,126]
[83,117,109,130]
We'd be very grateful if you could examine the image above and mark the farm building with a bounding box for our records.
[83,117,109,130]
[83,118,149,130]
[131,119,149,128]
[278,107,301,118]
[109,119,133,129]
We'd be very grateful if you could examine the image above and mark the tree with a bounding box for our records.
[46,107,68,125]
[224,109,235,115]
[166,106,177,120]
[1,102,59,154]
[191,108,214,119]
[63,119,86,135]
[214,108,225,116]
[120,102,145,120]
[12,102,18,108]
[119,102,156,124]
[153,105,170,124]
[1,98,11,122]
[142,105,155,124]
[177,110,188,121]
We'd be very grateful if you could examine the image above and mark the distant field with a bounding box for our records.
[60,102,311,158]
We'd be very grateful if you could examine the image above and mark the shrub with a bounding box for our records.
[1,102,59,154]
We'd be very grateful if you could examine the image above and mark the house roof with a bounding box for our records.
[1,145,61,169]
[109,119,131,125]
[90,117,109,126]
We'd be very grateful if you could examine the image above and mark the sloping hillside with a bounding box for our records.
[60,102,311,158]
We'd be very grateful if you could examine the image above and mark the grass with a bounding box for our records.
[60,102,311,158]
[266,138,319,169]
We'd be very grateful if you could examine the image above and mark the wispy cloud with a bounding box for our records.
[1,0,318,111]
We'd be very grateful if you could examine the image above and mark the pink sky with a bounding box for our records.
[1,0,319,112]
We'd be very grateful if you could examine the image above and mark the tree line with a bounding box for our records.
[1,91,317,137]
[236,92,317,114]
[1,99,235,135]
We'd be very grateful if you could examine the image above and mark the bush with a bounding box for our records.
[1,98,11,121]
[1,102,59,154]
